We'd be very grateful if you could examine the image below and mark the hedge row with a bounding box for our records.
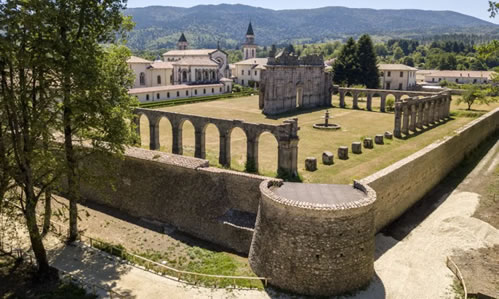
[139,91,255,109]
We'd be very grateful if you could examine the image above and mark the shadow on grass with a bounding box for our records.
[377,131,499,258]
[397,117,455,140]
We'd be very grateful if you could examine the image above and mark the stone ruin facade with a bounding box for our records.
[259,51,333,115]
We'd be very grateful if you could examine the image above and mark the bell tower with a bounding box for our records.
[242,22,257,60]
[177,33,188,50]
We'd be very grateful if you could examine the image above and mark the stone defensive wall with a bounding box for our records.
[134,108,299,175]
[75,106,497,296]
[336,86,439,112]
[249,180,376,296]
[78,146,274,254]
[361,107,499,231]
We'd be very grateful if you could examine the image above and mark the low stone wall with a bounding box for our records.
[361,108,499,231]
[79,147,274,254]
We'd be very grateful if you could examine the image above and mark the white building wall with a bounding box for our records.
[132,85,225,103]
[425,75,489,84]
[234,65,261,86]
[129,63,149,88]
[380,70,417,90]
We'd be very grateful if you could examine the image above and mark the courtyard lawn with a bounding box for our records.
[139,95,499,184]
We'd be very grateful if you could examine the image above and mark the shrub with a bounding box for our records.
[386,98,395,111]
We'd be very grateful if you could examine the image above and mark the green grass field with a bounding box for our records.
[139,95,498,184]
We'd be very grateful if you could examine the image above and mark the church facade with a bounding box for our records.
[127,33,232,103]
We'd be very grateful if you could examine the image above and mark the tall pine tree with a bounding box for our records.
[332,37,359,86]
[356,34,380,88]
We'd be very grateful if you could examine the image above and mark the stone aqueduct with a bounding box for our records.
[134,108,300,175]
[337,87,439,112]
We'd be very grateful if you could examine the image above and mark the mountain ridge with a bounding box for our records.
[124,4,499,50]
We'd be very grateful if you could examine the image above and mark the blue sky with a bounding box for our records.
[126,0,498,24]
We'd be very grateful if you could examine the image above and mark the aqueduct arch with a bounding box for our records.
[134,108,300,175]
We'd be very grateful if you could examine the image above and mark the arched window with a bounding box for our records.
[140,72,145,85]
[157,75,161,84]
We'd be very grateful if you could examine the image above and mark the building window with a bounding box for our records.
[381,72,384,76]
[400,72,403,78]
[387,71,391,77]
[473,79,477,83]
[212,88,214,93]
[146,94,149,101]
[255,71,258,76]
[455,79,459,83]
[167,92,170,98]
[140,72,146,85]
[242,80,245,85]
[195,89,198,95]
[248,70,251,75]
[398,83,403,90]
[186,90,189,96]
[156,93,160,100]
[220,87,222,92]
[386,82,391,89]
[203,89,206,94]
[157,75,161,84]
[241,70,244,75]
[177,91,180,97]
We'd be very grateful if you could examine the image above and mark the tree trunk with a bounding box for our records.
[42,191,51,237]
[64,104,79,243]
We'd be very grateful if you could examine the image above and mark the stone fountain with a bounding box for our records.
[313,110,341,130]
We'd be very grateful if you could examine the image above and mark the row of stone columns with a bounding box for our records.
[339,91,397,113]
[394,94,451,138]
[133,110,300,176]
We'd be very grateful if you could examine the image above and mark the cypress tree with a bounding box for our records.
[332,37,358,86]
[356,34,380,88]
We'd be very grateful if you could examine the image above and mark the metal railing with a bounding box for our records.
[2,199,268,290]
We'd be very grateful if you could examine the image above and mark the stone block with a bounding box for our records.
[322,151,334,165]
[375,135,384,145]
[305,157,317,171]
[338,146,349,160]
[363,138,374,149]
[352,142,362,154]
[384,131,393,140]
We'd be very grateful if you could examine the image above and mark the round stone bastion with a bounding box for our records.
[249,180,376,296]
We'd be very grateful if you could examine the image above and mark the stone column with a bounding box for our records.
[149,118,161,151]
[133,114,141,146]
[194,125,206,159]
[394,102,402,138]
[353,92,359,109]
[380,94,387,112]
[246,132,259,172]
[172,122,183,155]
[416,102,424,130]
[219,129,231,167]
[366,93,373,111]
[434,99,440,122]
[278,139,299,176]
[402,103,410,136]
[339,91,345,108]
[423,101,429,127]
[410,104,417,132]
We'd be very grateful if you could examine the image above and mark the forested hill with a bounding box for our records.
[124,4,499,50]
